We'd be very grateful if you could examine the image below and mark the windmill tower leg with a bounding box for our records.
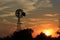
[17,18,21,31]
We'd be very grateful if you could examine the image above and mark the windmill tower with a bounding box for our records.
[15,9,26,31]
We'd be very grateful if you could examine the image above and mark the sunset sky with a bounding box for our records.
[0,0,60,38]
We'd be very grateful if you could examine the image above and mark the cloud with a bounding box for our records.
[28,18,41,22]
[0,0,20,15]
[0,0,59,19]
[0,12,15,17]
[24,18,58,25]
[0,6,9,11]
[2,19,16,24]
[44,14,58,17]
[17,0,36,11]
[51,0,60,11]
[34,0,53,8]
[17,0,53,12]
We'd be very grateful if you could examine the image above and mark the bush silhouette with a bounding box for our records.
[1,29,60,40]
[10,29,33,40]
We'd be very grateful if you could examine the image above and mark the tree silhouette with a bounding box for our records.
[57,32,60,35]
[35,32,49,40]
[10,29,33,40]
[1,29,60,40]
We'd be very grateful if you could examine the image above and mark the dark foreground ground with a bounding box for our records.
[0,29,60,40]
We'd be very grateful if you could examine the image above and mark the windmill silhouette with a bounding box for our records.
[15,9,26,31]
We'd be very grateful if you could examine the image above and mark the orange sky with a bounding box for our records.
[32,23,60,38]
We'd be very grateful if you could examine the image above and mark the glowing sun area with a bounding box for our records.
[32,23,59,38]
[42,29,54,36]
